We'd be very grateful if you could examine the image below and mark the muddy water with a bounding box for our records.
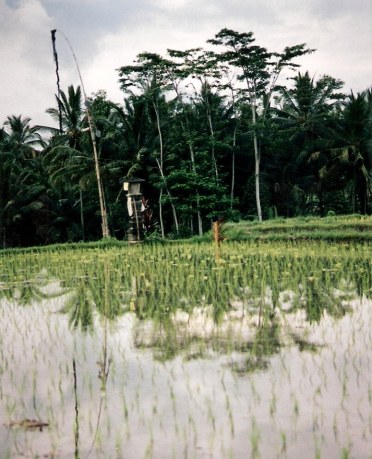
[1,290,371,459]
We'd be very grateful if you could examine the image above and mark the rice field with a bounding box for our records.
[0,240,371,458]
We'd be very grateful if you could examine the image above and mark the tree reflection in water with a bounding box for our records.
[0,242,371,458]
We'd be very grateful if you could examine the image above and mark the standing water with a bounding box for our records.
[0,241,371,458]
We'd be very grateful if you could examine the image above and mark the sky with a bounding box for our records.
[1,0,371,127]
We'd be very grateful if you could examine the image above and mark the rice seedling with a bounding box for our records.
[250,417,261,458]
[0,239,371,457]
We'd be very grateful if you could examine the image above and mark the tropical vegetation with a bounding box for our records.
[1,29,371,247]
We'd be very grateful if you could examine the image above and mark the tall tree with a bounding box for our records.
[208,29,313,221]
[170,48,223,183]
[311,89,372,214]
[274,72,345,214]
[44,85,111,239]
[167,48,235,223]
[0,116,44,246]
[118,53,179,237]
[339,90,372,213]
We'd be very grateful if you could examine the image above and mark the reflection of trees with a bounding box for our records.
[133,308,286,368]
[130,263,366,363]
[54,253,368,344]
[59,280,94,330]
[2,247,367,373]
[296,276,354,323]
[0,270,64,306]
[72,359,80,459]
[229,323,281,375]
[2,249,370,366]
[86,264,111,458]
[69,325,111,459]
[59,263,127,329]
[67,266,112,459]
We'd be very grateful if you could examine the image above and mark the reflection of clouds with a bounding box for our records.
[0,269,67,306]
[1,287,372,458]
[132,282,361,361]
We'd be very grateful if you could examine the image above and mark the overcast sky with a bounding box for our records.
[1,0,371,127]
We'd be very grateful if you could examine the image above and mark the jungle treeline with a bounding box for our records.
[1,29,371,247]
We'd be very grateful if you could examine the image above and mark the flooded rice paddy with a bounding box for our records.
[0,241,371,458]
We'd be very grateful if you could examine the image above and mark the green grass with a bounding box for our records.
[1,214,371,255]
[221,215,372,242]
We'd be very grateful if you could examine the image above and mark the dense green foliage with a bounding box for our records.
[1,29,371,247]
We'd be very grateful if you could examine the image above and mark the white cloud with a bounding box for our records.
[151,0,191,10]
[0,0,371,127]
[0,0,58,124]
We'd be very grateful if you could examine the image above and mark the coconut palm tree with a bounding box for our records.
[43,86,116,240]
[45,85,85,147]
[43,85,111,238]
[272,72,345,214]
[275,72,344,151]
[312,89,372,213]
[0,116,44,246]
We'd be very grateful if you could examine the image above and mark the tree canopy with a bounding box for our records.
[1,29,371,247]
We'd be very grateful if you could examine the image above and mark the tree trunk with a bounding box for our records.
[206,110,219,184]
[254,135,262,222]
[158,189,165,238]
[154,103,165,238]
[230,126,237,209]
[88,119,110,238]
[252,106,262,222]
[154,101,179,236]
[188,142,203,235]
[155,159,179,235]
[0,224,5,248]
[60,30,110,238]
[79,186,85,241]
[172,83,203,236]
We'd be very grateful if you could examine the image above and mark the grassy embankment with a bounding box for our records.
[0,214,371,255]
[222,214,372,243]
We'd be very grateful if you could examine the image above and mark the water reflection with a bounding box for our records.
[1,243,371,458]
[0,251,369,359]
[4,261,355,366]
[0,269,64,306]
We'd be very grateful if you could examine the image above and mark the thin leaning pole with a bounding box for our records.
[50,30,63,134]
[50,29,110,238]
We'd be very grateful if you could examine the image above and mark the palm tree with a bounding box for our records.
[275,72,344,151]
[43,86,114,240]
[45,85,85,148]
[0,116,44,246]
[313,90,372,213]
[44,85,110,238]
[340,90,372,213]
[42,87,87,240]
[273,72,345,214]
[4,115,43,152]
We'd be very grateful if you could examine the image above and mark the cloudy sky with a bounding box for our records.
[1,0,371,127]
